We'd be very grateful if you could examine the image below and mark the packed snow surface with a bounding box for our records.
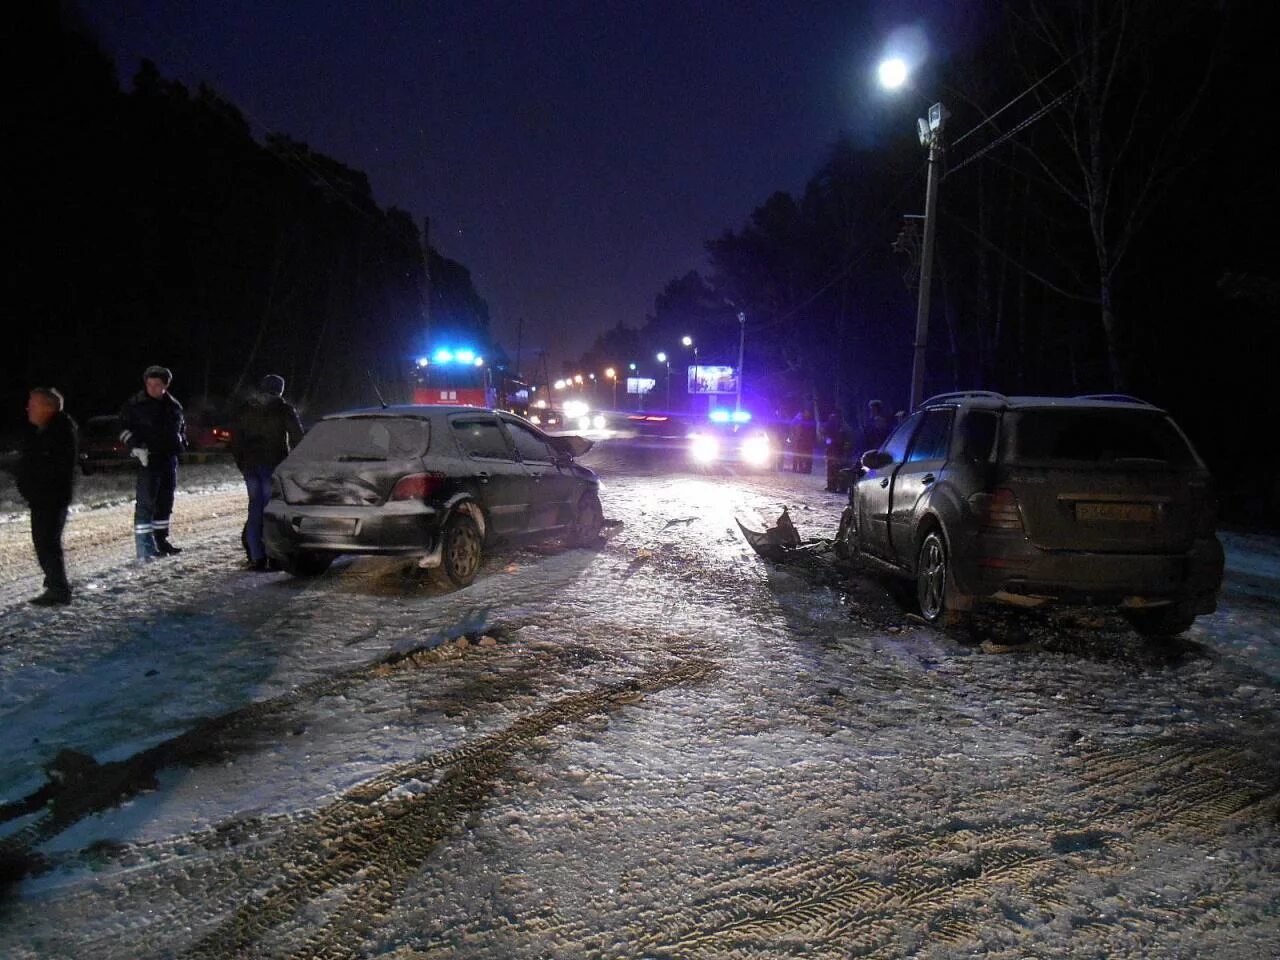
[0,449,1276,958]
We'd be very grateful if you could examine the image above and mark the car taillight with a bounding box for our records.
[971,487,1025,531]
[213,428,231,440]
[390,472,446,501]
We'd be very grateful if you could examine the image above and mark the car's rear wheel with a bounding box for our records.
[567,491,604,547]
[278,549,334,578]
[916,531,961,625]
[1123,603,1196,639]
[435,512,483,588]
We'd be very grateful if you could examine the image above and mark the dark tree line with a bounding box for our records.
[581,0,1275,519]
[5,3,492,434]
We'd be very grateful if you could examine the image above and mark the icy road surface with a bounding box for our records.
[0,451,1277,958]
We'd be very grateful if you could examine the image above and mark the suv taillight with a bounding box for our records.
[390,472,445,501]
[971,487,1025,531]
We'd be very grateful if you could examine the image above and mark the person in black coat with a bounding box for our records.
[17,387,78,605]
[119,365,187,559]
[231,374,304,570]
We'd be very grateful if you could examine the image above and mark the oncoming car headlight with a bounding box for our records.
[689,433,720,463]
[740,432,771,466]
[563,399,590,420]
[592,414,607,429]
[578,416,592,431]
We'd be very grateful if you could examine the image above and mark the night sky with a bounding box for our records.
[77,0,980,368]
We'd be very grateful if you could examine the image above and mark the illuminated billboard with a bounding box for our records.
[626,377,656,395]
[687,365,738,395]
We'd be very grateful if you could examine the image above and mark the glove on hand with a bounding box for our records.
[130,448,150,467]
[119,429,133,446]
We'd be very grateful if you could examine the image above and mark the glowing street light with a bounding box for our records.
[657,352,671,408]
[604,367,617,408]
[877,42,945,411]
[878,57,908,90]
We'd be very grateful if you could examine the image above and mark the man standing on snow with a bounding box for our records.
[231,374,304,571]
[17,387,78,605]
[119,365,187,559]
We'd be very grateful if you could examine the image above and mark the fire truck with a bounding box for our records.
[410,348,530,415]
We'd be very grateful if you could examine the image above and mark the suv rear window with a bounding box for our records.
[1008,410,1195,467]
[292,417,430,461]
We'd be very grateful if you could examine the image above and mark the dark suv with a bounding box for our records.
[836,392,1224,637]
[264,406,602,585]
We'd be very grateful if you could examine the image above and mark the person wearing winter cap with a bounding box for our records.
[119,365,187,559]
[230,374,304,570]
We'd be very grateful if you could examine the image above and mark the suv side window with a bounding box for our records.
[907,408,955,463]
[882,411,923,464]
[504,419,554,463]
[959,411,999,462]
[452,418,513,460]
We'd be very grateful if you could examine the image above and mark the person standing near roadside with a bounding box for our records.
[18,388,79,605]
[119,365,187,559]
[231,374,304,571]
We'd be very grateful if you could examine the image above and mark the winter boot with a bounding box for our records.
[135,531,160,560]
[155,533,182,556]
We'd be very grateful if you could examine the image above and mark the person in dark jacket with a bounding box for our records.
[822,409,852,493]
[119,365,187,559]
[18,388,78,605]
[231,374,304,571]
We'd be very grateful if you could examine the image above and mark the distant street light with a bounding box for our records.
[657,352,670,408]
[604,367,617,408]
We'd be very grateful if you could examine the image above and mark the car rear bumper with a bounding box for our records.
[953,534,1224,611]
[263,500,443,556]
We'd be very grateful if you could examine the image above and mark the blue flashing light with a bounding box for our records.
[456,349,475,363]
[416,357,430,368]
[433,349,454,363]
[709,409,730,423]
[474,356,485,366]
[731,410,752,423]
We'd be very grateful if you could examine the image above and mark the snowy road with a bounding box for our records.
[0,451,1277,958]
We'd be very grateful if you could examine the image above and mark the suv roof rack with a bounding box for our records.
[922,391,1008,406]
[1074,393,1156,406]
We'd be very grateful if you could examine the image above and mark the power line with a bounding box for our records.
[945,87,1076,180]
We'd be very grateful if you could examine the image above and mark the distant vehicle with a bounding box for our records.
[263,405,602,585]
[687,410,773,470]
[78,414,132,474]
[835,392,1224,638]
[186,418,233,453]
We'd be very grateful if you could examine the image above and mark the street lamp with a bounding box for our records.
[879,57,946,412]
[604,367,617,408]
[908,101,947,413]
[656,351,670,408]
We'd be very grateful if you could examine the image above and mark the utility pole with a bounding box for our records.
[735,311,746,412]
[909,103,946,413]
[514,316,523,380]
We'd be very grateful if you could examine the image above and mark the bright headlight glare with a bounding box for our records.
[592,414,606,429]
[741,433,771,466]
[578,416,592,431]
[690,434,720,463]
[563,400,589,419]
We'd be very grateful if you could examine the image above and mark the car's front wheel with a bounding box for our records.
[435,512,483,588]
[567,491,604,547]
[834,505,858,560]
[278,549,334,578]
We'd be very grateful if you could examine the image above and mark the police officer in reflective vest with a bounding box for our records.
[119,365,187,559]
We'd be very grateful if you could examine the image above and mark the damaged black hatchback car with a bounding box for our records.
[263,405,602,585]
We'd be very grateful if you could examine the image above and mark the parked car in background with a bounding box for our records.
[264,405,602,585]
[836,392,1224,638]
[78,414,133,474]
[186,415,233,454]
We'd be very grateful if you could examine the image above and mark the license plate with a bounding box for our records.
[299,517,358,535]
[1075,502,1157,523]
